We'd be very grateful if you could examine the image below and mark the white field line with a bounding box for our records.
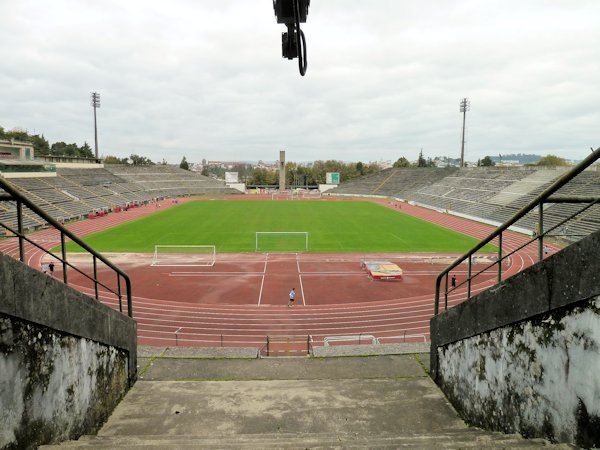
[136,326,430,340]
[168,273,264,277]
[101,301,438,322]
[257,253,269,306]
[297,254,306,306]
[127,311,434,328]
[100,295,438,317]
[136,320,431,334]
[83,279,488,316]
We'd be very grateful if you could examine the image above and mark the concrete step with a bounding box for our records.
[487,169,566,206]
[39,355,576,449]
[40,430,575,449]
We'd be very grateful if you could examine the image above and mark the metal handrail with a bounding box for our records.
[0,177,133,317]
[260,334,312,357]
[434,147,600,315]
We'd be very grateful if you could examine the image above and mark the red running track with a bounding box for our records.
[0,196,557,349]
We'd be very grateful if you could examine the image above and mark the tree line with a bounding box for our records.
[199,160,381,186]
[247,160,382,186]
[0,126,95,159]
[0,126,163,165]
[2,125,573,180]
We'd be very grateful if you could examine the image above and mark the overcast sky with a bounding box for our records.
[1,1,599,165]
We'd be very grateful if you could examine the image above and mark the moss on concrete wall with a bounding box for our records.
[437,296,600,448]
[0,315,129,450]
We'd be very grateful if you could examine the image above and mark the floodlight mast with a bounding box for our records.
[91,92,101,159]
[459,97,470,167]
[274,0,310,76]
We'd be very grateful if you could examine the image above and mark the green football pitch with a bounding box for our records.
[63,200,495,253]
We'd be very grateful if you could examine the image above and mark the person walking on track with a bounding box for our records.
[288,288,295,307]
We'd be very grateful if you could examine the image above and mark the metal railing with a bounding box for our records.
[260,335,312,357]
[0,177,133,317]
[435,147,600,315]
[323,334,379,346]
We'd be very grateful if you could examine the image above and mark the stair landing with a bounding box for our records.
[41,347,574,449]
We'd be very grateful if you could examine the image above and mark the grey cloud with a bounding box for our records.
[0,0,598,164]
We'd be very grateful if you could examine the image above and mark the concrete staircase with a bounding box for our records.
[487,168,567,206]
[41,431,572,448]
[41,347,575,449]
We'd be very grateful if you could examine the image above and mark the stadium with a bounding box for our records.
[1,1,599,445]
[0,160,566,350]
[2,147,600,447]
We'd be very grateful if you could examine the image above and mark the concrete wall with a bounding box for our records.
[226,182,246,193]
[318,184,337,192]
[0,251,137,449]
[430,230,600,448]
[0,140,34,161]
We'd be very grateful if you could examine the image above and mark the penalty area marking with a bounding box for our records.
[257,253,269,306]
[296,254,306,306]
[168,272,264,277]
[298,271,364,276]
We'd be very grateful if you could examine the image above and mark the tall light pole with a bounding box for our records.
[91,92,101,159]
[459,97,470,167]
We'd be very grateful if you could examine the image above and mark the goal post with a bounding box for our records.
[301,190,322,199]
[271,191,297,200]
[255,232,309,253]
[152,245,216,267]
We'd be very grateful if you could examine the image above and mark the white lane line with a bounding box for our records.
[297,254,306,306]
[299,271,366,275]
[169,273,264,277]
[169,272,264,277]
[258,253,268,306]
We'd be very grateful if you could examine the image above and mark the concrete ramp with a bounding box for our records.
[487,168,568,206]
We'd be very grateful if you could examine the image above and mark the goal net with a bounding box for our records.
[271,191,297,200]
[301,190,322,199]
[255,232,309,253]
[152,245,216,267]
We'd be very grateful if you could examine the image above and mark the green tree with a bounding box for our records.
[249,167,279,186]
[180,156,190,170]
[285,161,298,187]
[537,155,569,166]
[356,161,364,175]
[3,127,29,141]
[103,155,129,164]
[130,154,155,165]
[417,150,427,167]
[310,160,347,184]
[363,162,380,176]
[80,142,94,158]
[24,134,50,156]
[480,156,495,167]
[393,157,411,168]
[51,142,79,156]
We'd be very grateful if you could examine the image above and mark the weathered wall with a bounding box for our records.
[0,251,137,449]
[437,297,600,447]
[431,230,600,448]
[0,316,129,449]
